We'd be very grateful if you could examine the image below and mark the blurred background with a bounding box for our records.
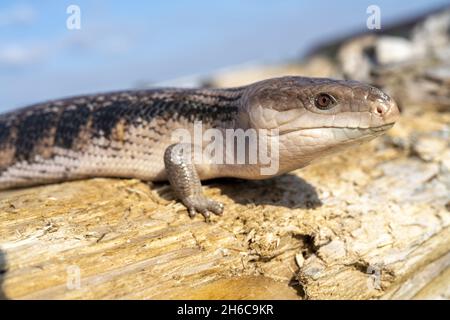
[0,1,449,301]
[0,0,449,111]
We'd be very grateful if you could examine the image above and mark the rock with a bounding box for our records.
[412,135,448,162]
[375,36,417,65]
[338,35,376,81]
[425,66,450,84]
[412,9,450,54]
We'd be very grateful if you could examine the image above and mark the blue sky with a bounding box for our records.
[0,0,449,111]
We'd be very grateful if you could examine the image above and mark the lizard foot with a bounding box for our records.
[183,195,224,219]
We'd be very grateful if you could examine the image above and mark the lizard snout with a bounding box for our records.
[371,97,400,125]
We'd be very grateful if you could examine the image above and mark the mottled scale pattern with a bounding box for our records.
[0,88,242,189]
[0,76,399,203]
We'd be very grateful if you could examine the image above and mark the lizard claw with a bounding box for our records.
[184,196,224,219]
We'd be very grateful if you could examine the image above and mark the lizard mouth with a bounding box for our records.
[368,123,395,132]
[277,123,395,137]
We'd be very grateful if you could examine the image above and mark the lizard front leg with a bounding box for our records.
[164,143,224,218]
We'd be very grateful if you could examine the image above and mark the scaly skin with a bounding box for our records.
[0,76,399,218]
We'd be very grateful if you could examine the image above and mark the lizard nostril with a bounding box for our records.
[376,106,384,115]
[372,103,388,117]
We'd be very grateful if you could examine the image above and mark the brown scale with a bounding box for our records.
[0,77,399,218]
[0,87,243,171]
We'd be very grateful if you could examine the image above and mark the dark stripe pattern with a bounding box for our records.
[0,88,243,164]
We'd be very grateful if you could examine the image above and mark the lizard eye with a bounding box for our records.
[314,93,336,110]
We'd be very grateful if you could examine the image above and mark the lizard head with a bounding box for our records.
[239,76,400,172]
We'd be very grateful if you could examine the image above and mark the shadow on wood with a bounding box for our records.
[155,174,322,210]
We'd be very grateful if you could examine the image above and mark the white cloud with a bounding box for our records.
[0,44,46,67]
[0,4,37,27]
[63,26,136,55]
[0,10,137,69]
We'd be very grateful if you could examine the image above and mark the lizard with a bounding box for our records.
[0,76,399,218]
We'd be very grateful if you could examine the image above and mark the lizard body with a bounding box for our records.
[0,76,399,217]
